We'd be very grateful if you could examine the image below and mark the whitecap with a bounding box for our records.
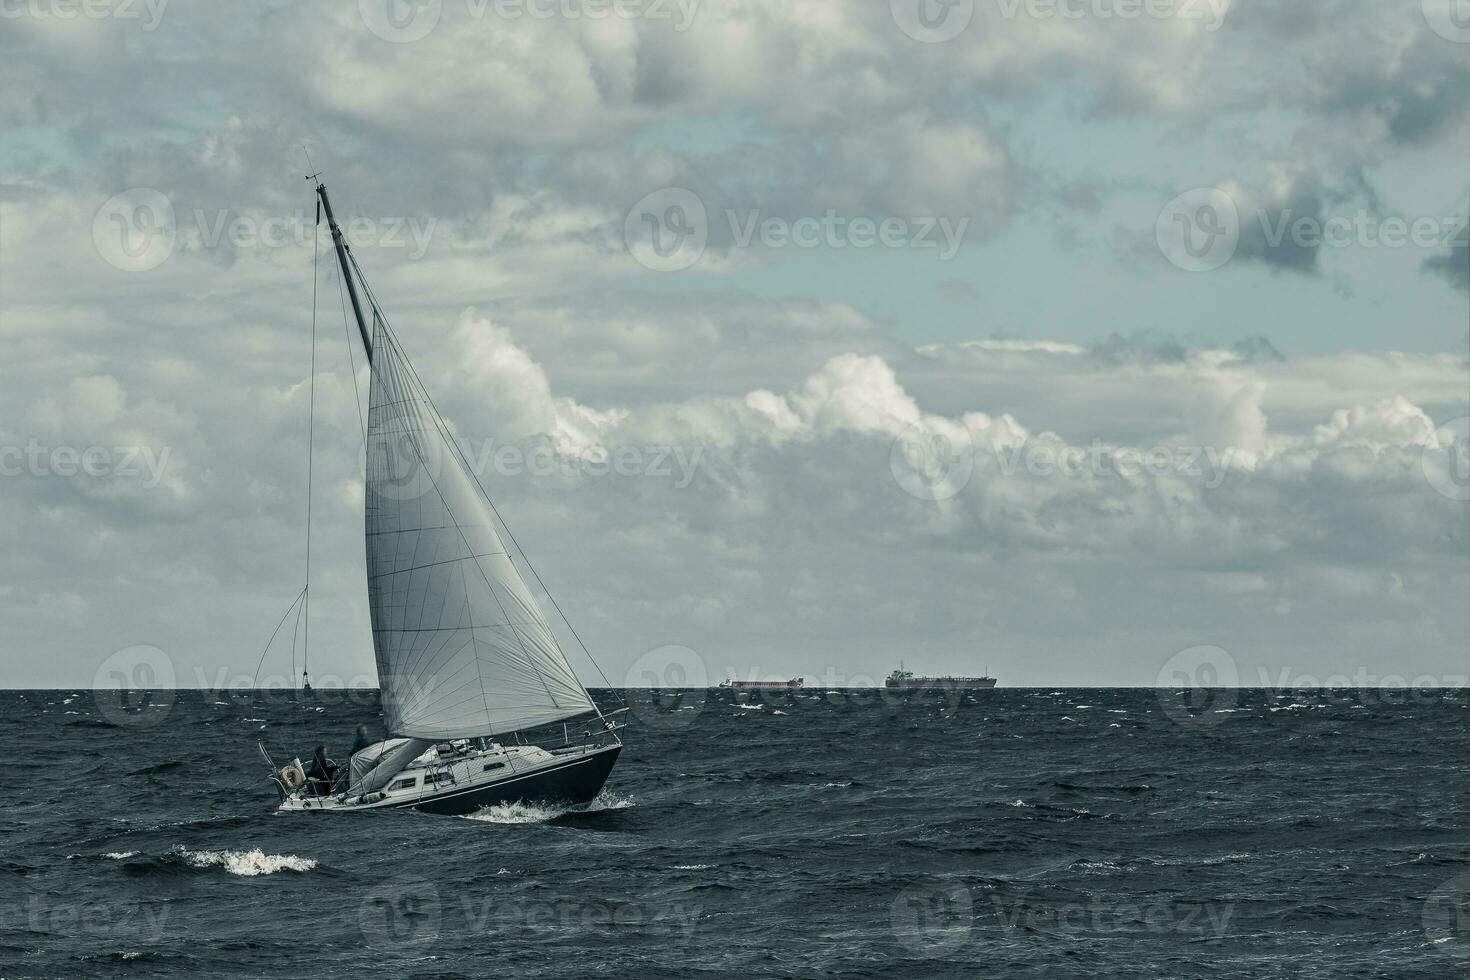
[104,851,139,860]
[1074,860,1122,873]
[176,846,317,876]
[671,864,714,870]
[585,790,635,811]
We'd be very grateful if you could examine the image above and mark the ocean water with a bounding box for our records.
[1,686,1467,979]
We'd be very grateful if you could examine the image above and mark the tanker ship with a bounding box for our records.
[718,677,805,690]
[885,667,995,690]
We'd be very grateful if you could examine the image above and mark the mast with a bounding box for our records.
[314,181,374,366]
[311,176,618,741]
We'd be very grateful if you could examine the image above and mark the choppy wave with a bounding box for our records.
[5,687,1467,978]
[174,847,317,876]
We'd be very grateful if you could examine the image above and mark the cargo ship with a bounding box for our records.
[718,677,805,690]
[885,667,995,690]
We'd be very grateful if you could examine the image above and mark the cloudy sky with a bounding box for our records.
[2,0,1467,691]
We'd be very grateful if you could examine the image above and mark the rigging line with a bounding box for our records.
[289,584,305,692]
[347,249,621,716]
[303,202,321,687]
[249,587,307,707]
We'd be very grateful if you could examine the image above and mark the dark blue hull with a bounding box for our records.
[405,745,621,816]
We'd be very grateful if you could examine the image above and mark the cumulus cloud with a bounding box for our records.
[2,1,1467,687]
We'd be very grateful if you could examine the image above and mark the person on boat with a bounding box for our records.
[303,744,336,795]
[350,725,373,757]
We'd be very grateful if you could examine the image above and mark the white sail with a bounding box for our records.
[363,313,595,740]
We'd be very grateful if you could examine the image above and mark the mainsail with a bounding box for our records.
[363,311,595,740]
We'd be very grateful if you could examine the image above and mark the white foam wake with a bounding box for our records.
[464,801,569,824]
[176,846,317,876]
[463,789,635,825]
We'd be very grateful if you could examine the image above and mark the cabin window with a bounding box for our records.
[483,762,505,772]
[425,772,455,785]
[388,777,417,791]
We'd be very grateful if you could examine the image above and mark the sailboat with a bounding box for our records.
[263,177,624,815]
